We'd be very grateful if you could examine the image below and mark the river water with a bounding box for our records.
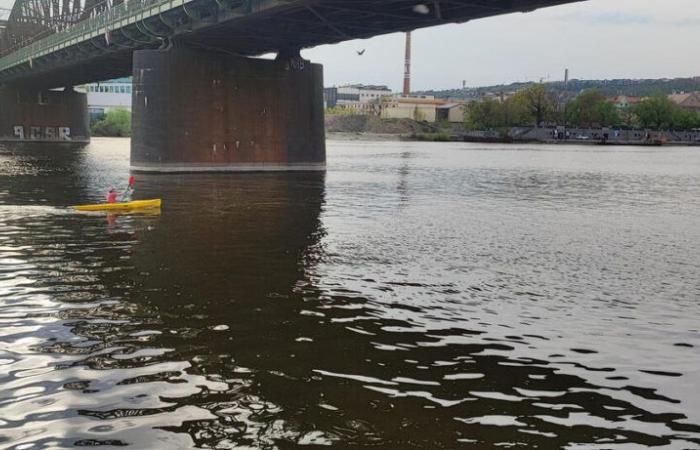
[1,138,699,449]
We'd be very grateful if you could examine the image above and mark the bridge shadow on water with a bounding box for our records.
[0,143,91,205]
[0,143,699,449]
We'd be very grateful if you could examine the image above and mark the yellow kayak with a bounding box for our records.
[74,199,162,211]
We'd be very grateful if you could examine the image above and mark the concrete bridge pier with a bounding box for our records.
[0,86,89,143]
[130,47,326,172]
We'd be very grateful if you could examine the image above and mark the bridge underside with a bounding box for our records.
[184,0,581,56]
[0,0,583,87]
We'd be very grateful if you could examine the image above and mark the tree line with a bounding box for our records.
[91,108,131,137]
[418,77,700,100]
[464,84,700,131]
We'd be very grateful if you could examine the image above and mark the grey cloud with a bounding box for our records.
[557,11,653,25]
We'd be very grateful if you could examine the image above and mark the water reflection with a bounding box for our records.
[0,152,330,446]
[396,151,411,207]
[0,140,699,449]
[0,144,89,205]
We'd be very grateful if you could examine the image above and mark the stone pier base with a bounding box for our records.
[0,86,89,143]
[130,48,326,172]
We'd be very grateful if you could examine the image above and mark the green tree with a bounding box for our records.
[502,95,531,127]
[511,83,557,127]
[633,95,679,129]
[598,102,621,127]
[91,108,132,137]
[465,99,505,130]
[465,95,537,130]
[326,106,358,116]
[618,105,636,128]
[673,107,700,130]
[566,90,620,127]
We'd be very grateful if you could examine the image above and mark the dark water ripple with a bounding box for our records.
[0,140,699,449]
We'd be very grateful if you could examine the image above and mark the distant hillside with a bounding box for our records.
[417,77,700,100]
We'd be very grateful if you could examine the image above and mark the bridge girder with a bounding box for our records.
[0,0,112,55]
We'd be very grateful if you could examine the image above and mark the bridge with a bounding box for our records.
[0,0,583,171]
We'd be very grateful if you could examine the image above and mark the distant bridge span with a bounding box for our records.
[0,0,585,172]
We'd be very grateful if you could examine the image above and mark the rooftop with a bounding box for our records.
[387,97,448,106]
[668,92,700,108]
[340,84,392,91]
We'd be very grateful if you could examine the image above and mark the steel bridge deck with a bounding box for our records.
[0,0,584,87]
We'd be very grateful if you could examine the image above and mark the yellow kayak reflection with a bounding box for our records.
[74,199,162,212]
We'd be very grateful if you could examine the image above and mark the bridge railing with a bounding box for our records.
[0,0,186,72]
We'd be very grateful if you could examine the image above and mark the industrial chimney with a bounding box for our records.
[403,32,411,97]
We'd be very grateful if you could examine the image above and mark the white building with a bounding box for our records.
[336,84,392,112]
[380,96,446,122]
[437,103,467,123]
[80,77,132,119]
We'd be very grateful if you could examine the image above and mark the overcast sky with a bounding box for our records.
[302,0,700,91]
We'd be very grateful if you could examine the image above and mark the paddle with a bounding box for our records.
[119,176,136,202]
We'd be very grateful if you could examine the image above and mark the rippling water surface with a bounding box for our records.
[1,138,699,449]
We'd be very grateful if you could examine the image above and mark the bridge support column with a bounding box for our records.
[130,48,326,172]
[0,86,89,143]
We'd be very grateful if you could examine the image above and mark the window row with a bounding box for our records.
[86,84,132,94]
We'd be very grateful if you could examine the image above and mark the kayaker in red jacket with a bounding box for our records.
[107,188,118,203]
[106,177,135,204]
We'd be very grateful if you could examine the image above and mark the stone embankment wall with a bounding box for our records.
[514,127,700,145]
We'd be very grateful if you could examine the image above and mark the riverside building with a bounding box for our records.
[80,77,132,120]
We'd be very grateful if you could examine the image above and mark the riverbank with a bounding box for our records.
[326,114,441,135]
[325,115,700,146]
[325,114,459,142]
[326,132,403,141]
